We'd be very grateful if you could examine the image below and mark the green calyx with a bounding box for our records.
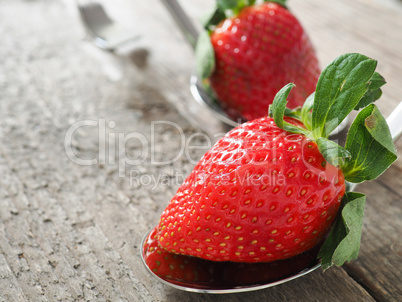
[217,0,252,15]
[196,0,288,80]
[203,0,256,32]
[269,53,397,270]
[214,0,287,16]
[269,53,393,177]
[206,0,287,29]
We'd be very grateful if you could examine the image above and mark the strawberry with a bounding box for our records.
[196,0,320,121]
[157,53,396,268]
[157,116,344,263]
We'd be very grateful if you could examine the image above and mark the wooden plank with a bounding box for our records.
[0,0,401,301]
[288,2,402,298]
[343,166,402,302]
[0,196,29,302]
[289,0,402,116]
[0,253,27,302]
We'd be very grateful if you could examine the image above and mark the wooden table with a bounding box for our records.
[0,0,401,301]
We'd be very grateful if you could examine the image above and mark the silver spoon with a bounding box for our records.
[141,101,402,293]
[141,227,322,294]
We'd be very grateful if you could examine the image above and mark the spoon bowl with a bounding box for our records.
[141,227,321,294]
[190,74,352,133]
[190,75,242,128]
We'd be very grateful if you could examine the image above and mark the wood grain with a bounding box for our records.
[0,0,401,301]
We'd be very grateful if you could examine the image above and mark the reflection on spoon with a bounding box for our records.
[190,75,245,128]
[141,227,322,294]
[190,74,351,134]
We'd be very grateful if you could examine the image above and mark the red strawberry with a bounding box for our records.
[156,53,395,268]
[197,0,320,121]
[157,116,345,263]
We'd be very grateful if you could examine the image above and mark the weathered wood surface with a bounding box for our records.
[0,0,401,301]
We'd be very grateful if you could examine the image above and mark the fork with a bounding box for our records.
[76,0,140,50]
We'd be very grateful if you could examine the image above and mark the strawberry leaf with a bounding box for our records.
[195,30,215,80]
[343,104,397,183]
[316,137,351,168]
[319,192,366,270]
[301,92,315,130]
[354,72,386,110]
[263,0,288,8]
[217,0,243,10]
[312,53,378,138]
[270,83,295,129]
[270,83,310,136]
[283,107,302,120]
[366,72,386,90]
[203,7,226,30]
[217,0,248,15]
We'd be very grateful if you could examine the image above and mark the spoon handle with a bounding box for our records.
[386,101,402,141]
[160,0,200,49]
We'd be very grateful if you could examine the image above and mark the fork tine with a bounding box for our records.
[76,1,139,51]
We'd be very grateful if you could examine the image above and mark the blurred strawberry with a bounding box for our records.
[196,0,320,121]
